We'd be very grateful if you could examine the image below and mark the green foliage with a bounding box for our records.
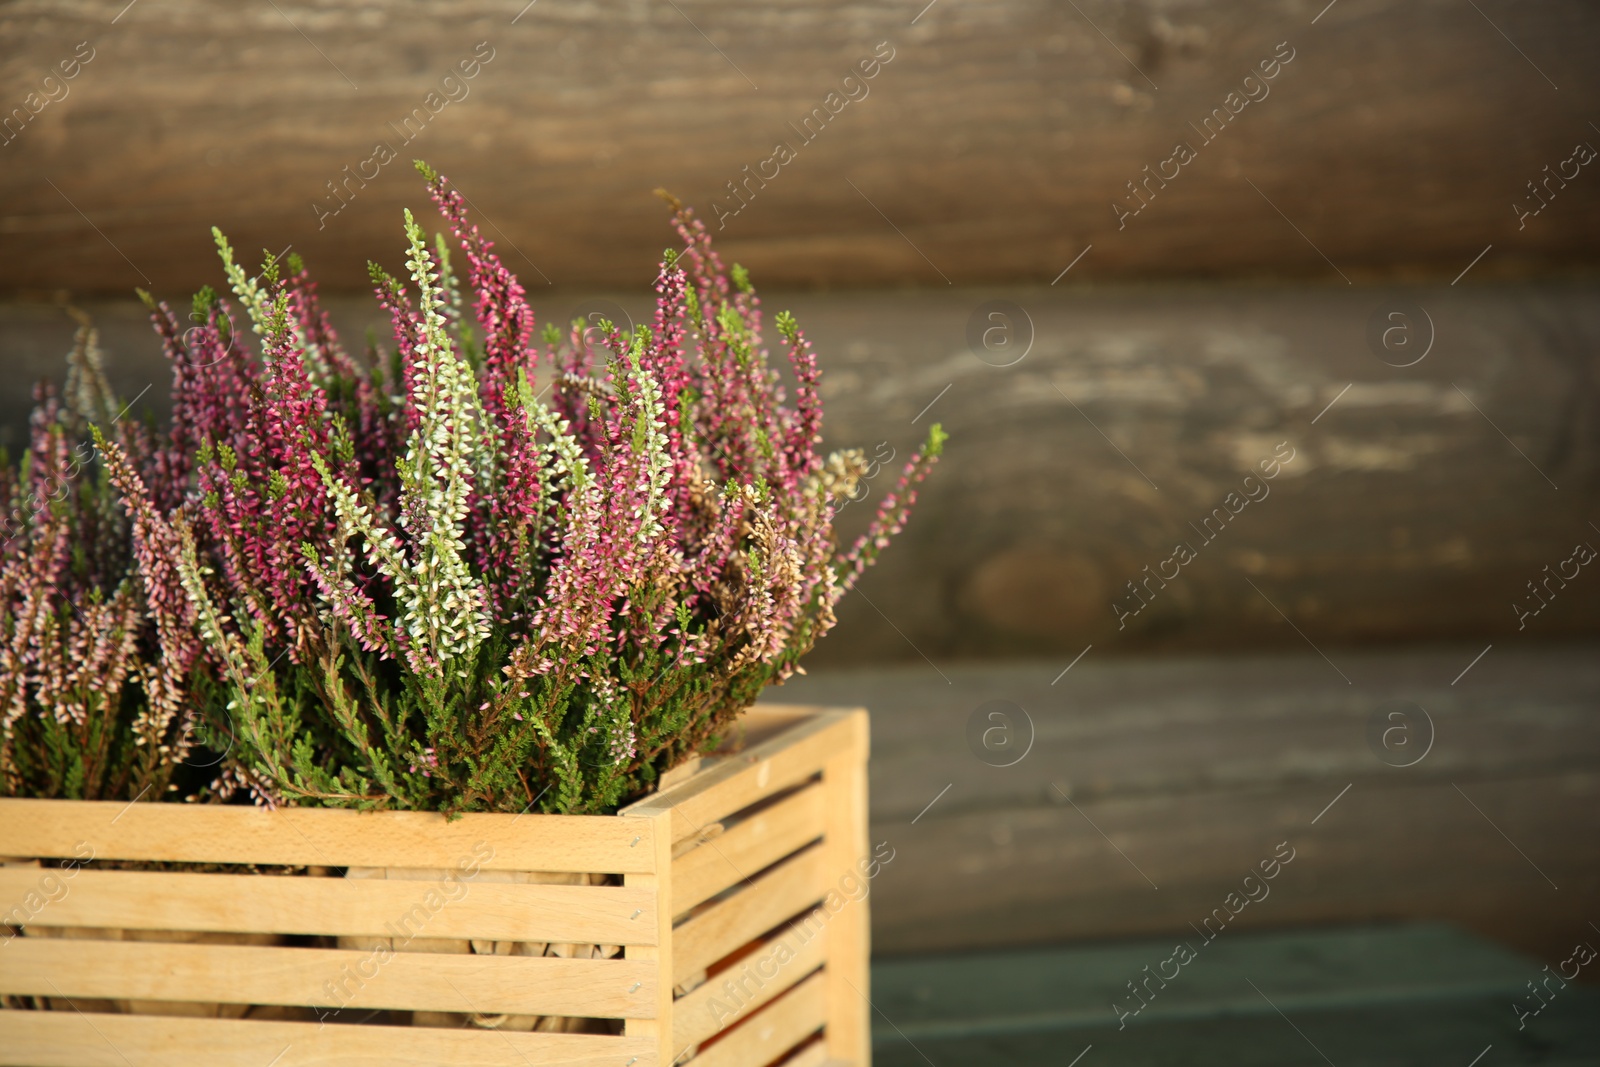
[775,310,799,342]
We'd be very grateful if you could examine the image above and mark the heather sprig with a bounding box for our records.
[0,323,204,801]
[113,163,942,814]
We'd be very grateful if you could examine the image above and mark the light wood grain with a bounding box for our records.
[690,971,828,1067]
[672,780,825,916]
[672,844,829,987]
[775,1041,834,1067]
[0,935,657,1018]
[626,709,859,844]
[0,799,656,873]
[672,920,828,1051]
[622,808,676,1067]
[0,868,658,944]
[0,1011,654,1067]
[822,719,871,1064]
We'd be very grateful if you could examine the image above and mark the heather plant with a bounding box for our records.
[103,163,943,815]
[0,315,203,801]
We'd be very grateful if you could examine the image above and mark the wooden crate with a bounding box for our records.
[0,704,870,1067]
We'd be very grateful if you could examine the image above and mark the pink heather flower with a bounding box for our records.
[82,165,943,814]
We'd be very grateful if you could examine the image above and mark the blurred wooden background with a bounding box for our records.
[779,642,1600,969]
[1,0,1598,294]
[5,283,1597,662]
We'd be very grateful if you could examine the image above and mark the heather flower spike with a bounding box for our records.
[52,164,945,815]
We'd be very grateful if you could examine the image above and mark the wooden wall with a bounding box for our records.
[776,644,1600,967]
[2,281,1596,660]
[1,0,1599,294]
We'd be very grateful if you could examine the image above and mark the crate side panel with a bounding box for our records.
[689,971,828,1067]
[673,917,828,1050]
[672,844,829,986]
[628,712,857,844]
[673,781,826,915]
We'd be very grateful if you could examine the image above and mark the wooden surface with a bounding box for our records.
[870,923,1600,1065]
[1,867,659,943]
[650,705,868,1065]
[671,781,824,915]
[822,744,872,1065]
[672,921,828,1051]
[0,796,655,872]
[776,643,1600,968]
[692,971,827,1067]
[1,936,657,1017]
[0,1013,656,1067]
[622,808,675,1067]
[672,844,829,985]
[623,708,860,842]
[2,1,1598,293]
[4,282,1597,662]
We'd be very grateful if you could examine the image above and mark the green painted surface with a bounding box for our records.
[870,924,1600,1065]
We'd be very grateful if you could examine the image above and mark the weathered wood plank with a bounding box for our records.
[3,283,1595,661]
[780,645,1600,965]
[784,647,1600,821]
[869,925,1600,1065]
[872,990,1600,1067]
[870,923,1538,1038]
[1,2,1597,293]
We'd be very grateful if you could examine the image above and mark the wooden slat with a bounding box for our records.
[625,709,860,844]
[690,971,828,1067]
[0,936,656,1018]
[673,781,824,915]
[621,809,675,1067]
[673,919,828,1050]
[737,705,833,747]
[0,799,655,873]
[822,722,871,1064]
[0,1012,654,1067]
[775,1042,835,1067]
[672,844,829,986]
[0,869,657,944]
